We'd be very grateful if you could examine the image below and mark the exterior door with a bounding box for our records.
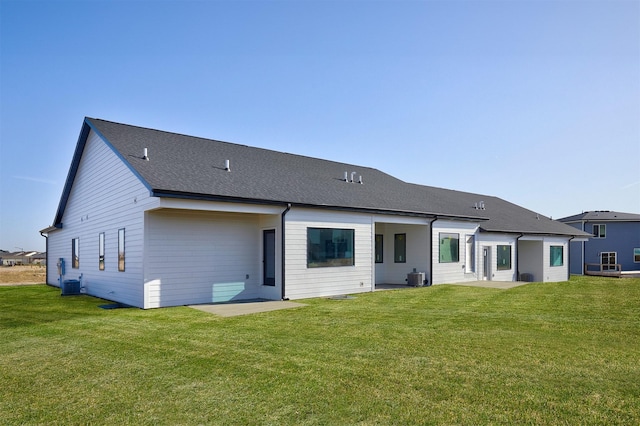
[263,229,276,286]
[601,252,617,271]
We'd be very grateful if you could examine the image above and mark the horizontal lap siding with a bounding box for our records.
[374,223,430,285]
[46,130,154,307]
[145,210,262,308]
[284,209,372,300]
[543,237,568,282]
[476,234,518,282]
[431,221,479,284]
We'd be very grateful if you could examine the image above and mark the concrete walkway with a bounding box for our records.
[189,300,306,317]
[190,281,529,317]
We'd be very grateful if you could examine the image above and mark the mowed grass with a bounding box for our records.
[1,276,638,425]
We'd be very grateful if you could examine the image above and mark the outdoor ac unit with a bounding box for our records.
[407,272,425,287]
[62,279,81,296]
[519,273,534,282]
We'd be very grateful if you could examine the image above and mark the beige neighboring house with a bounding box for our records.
[0,251,46,266]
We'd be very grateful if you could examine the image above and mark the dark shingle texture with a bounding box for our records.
[558,211,640,222]
[86,118,587,236]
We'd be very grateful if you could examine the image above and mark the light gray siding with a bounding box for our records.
[543,237,569,282]
[284,208,373,299]
[431,220,479,284]
[46,129,157,307]
[475,234,519,282]
[144,209,276,308]
[374,222,430,285]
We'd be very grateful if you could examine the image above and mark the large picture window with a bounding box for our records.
[72,238,79,269]
[496,245,511,270]
[307,228,354,268]
[439,233,459,263]
[375,234,383,263]
[118,228,125,272]
[394,234,406,263]
[99,232,105,271]
[550,246,563,267]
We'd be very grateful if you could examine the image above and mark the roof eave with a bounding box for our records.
[151,190,489,221]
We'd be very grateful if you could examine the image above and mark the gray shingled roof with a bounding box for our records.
[558,211,640,222]
[64,117,587,237]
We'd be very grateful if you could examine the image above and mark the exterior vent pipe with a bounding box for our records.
[143,148,149,161]
[350,171,356,183]
[224,159,230,171]
[358,175,363,184]
[344,171,348,181]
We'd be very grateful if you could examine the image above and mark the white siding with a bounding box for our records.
[46,129,156,307]
[431,220,480,284]
[518,240,543,282]
[374,223,430,285]
[144,209,278,308]
[476,234,519,282]
[284,208,373,299]
[543,237,569,282]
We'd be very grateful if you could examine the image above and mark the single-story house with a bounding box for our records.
[559,211,640,275]
[0,251,45,266]
[40,117,590,309]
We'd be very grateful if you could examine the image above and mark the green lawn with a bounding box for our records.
[1,276,639,425]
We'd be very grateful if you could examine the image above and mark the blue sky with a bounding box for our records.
[1,0,639,252]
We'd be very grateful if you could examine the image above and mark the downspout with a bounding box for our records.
[581,220,586,275]
[428,217,437,286]
[281,203,291,300]
[516,233,524,281]
[39,231,48,286]
[568,236,576,281]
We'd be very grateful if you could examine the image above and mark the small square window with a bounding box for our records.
[550,246,563,267]
[592,224,606,238]
[634,248,640,263]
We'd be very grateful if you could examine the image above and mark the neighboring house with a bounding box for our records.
[0,251,45,266]
[40,118,590,309]
[559,211,640,275]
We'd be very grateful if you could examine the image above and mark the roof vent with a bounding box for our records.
[344,171,348,182]
[224,159,230,172]
[350,171,356,183]
[143,148,149,161]
[358,175,363,184]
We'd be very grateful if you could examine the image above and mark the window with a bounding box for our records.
[592,224,606,238]
[439,233,459,263]
[375,234,383,263]
[307,228,354,268]
[496,245,511,270]
[465,235,475,273]
[550,246,563,267]
[72,238,79,269]
[118,228,125,272]
[99,233,105,271]
[601,252,616,271]
[635,248,640,263]
[394,234,406,263]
